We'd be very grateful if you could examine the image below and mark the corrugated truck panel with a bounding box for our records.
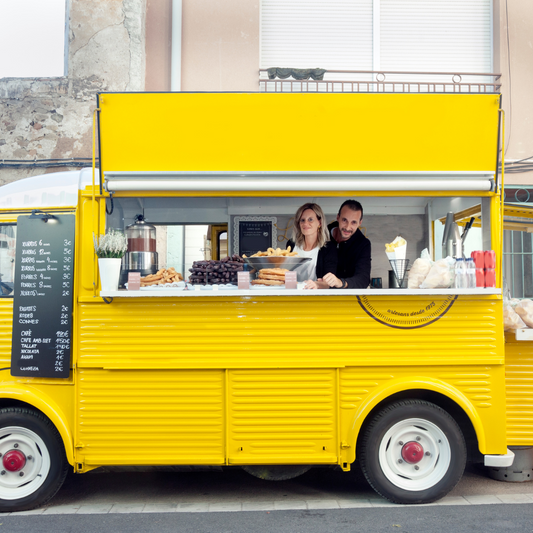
[77,296,502,369]
[228,369,337,464]
[504,333,533,445]
[76,369,225,465]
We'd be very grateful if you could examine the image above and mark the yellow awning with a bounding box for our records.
[97,92,501,180]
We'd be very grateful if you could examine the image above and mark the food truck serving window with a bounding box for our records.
[101,192,497,296]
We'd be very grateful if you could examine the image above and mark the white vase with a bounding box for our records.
[98,258,122,292]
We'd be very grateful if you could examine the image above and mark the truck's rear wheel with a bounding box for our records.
[358,400,466,504]
[0,407,68,512]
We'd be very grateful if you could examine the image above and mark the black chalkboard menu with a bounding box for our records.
[11,214,75,378]
[238,220,274,257]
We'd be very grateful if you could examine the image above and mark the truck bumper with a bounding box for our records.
[484,448,515,467]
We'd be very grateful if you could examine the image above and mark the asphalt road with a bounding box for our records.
[1,463,533,532]
[2,503,533,533]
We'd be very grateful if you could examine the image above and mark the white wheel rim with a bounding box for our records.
[378,418,451,492]
[0,426,51,500]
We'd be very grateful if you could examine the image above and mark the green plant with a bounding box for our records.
[93,229,127,259]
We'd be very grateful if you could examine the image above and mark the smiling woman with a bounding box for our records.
[286,203,337,287]
[0,0,66,78]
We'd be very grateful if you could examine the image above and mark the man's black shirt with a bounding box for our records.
[328,221,371,288]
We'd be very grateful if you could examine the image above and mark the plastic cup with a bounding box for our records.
[475,268,485,287]
[484,250,496,269]
[485,268,496,288]
[471,250,485,268]
[371,277,383,289]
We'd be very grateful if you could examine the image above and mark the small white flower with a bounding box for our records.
[94,229,127,259]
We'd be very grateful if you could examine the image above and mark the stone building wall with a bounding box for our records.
[0,0,146,185]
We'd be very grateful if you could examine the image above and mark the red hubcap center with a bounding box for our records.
[401,441,424,464]
[3,450,26,472]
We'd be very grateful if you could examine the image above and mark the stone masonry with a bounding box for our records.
[0,0,146,185]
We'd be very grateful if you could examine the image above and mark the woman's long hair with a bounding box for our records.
[291,203,330,249]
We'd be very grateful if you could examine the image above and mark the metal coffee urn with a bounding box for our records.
[120,214,159,287]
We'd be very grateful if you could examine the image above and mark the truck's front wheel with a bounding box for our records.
[358,400,466,504]
[0,407,68,512]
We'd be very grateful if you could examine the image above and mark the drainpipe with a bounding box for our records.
[171,0,182,91]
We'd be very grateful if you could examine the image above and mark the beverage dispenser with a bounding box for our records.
[120,214,159,286]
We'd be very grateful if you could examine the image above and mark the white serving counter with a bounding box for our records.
[98,288,502,298]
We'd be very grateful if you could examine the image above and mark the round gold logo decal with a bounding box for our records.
[356,295,458,329]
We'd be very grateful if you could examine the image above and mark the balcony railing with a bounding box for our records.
[259,69,501,94]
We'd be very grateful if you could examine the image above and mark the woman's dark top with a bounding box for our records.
[286,239,338,279]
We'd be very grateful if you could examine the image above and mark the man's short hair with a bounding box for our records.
[338,199,363,219]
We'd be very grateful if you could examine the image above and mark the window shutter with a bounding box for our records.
[379,0,492,72]
[261,0,374,70]
[261,0,492,75]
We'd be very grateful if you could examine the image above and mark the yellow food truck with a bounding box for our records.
[0,91,530,512]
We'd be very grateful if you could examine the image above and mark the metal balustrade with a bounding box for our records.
[259,69,501,93]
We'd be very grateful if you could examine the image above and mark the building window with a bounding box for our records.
[503,188,533,299]
[0,0,67,78]
[504,230,533,299]
[261,0,492,74]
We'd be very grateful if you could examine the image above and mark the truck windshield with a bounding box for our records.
[0,224,16,296]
